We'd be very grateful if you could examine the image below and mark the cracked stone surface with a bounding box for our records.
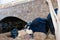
[0,0,57,22]
[0,0,57,40]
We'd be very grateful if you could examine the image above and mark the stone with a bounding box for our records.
[46,34,55,40]
[47,8,58,35]
[33,32,46,40]
[18,30,27,37]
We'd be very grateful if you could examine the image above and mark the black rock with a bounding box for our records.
[47,8,58,35]
[29,18,49,34]
[0,16,27,33]
[0,22,3,33]
[11,28,18,38]
[2,22,9,33]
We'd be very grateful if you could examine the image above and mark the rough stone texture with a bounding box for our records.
[46,34,55,40]
[0,0,57,22]
[0,0,33,8]
[0,32,55,40]
[34,32,46,40]
[0,0,57,40]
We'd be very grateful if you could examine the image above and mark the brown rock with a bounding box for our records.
[18,30,27,37]
[46,34,55,40]
[0,34,11,40]
[33,32,46,40]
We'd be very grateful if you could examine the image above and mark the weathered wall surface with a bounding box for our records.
[0,0,57,22]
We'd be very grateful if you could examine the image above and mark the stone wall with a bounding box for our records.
[0,0,57,22]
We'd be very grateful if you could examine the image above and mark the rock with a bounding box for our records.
[29,18,49,34]
[0,34,8,40]
[0,34,13,40]
[17,29,34,40]
[46,34,55,40]
[18,30,27,37]
[47,8,58,35]
[33,32,46,40]
[25,29,33,34]
[11,28,18,38]
[23,34,32,40]
[0,16,27,33]
[14,34,34,40]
